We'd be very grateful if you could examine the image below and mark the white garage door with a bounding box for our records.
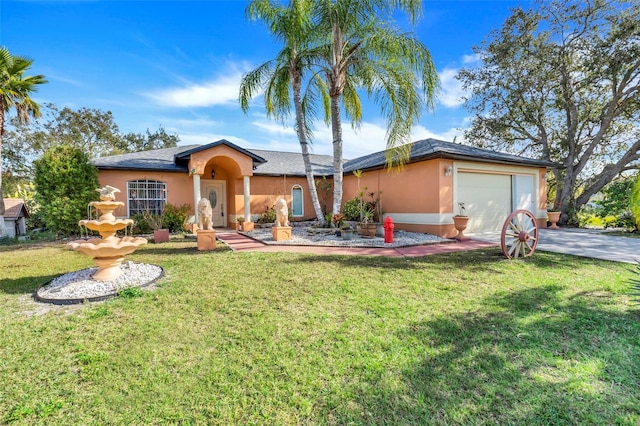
[457,172,512,233]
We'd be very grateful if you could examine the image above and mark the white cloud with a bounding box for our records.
[177,132,250,147]
[251,120,297,137]
[437,68,466,108]
[165,117,223,129]
[144,73,243,108]
[410,125,465,144]
[462,53,481,64]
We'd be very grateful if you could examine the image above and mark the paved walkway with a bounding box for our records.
[470,228,640,264]
[216,230,496,258]
[216,227,639,263]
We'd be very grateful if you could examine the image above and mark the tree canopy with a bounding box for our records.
[241,0,439,217]
[241,0,328,224]
[2,103,179,195]
[315,0,438,214]
[458,0,640,223]
[21,103,179,159]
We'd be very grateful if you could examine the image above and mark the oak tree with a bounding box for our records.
[458,0,640,223]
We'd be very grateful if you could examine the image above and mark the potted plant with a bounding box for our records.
[236,216,245,231]
[143,208,169,243]
[452,202,469,240]
[341,222,354,240]
[332,213,345,236]
[355,188,381,238]
[357,209,378,237]
[547,204,561,229]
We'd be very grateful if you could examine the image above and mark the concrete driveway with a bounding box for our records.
[471,228,640,264]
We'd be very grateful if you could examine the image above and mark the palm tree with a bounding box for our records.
[314,0,439,214]
[0,47,47,216]
[240,0,327,225]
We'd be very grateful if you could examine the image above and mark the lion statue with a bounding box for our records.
[274,198,289,228]
[198,197,213,230]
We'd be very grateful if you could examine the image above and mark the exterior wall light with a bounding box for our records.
[445,166,453,176]
[211,168,216,179]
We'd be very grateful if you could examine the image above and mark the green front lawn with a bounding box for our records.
[1,240,639,424]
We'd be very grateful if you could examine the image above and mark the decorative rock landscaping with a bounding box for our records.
[245,227,448,248]
[36,262,164,305]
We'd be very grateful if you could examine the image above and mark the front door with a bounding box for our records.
[201,180,226,227]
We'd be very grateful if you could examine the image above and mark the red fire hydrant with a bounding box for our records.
[383,216,395,243]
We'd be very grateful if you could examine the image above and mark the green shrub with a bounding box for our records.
[580,214,604,228]
[342,197,361,221]
[257,205,276,223]
[616,211,637,230]
[163,203,190,233]
[131,214,152,234]
[598,176,635,218]
[603,215,618,228]
[33,146,99,236]
[631,175,640,230]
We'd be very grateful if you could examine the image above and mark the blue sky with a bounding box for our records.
[1,0,529,158]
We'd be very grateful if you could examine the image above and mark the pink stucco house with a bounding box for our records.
[93,138,553,238]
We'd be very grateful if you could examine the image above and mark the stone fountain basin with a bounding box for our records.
[67,236,148,259]
[79,219,134,233]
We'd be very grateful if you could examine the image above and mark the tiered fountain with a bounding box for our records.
[67,186,148,281]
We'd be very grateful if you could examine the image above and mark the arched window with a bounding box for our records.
[291,185,303,217]
[127,180,167,216]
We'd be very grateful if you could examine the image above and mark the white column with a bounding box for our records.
[243,175,251,221]
[193,173,201,223]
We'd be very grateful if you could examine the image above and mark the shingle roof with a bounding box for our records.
[3,198,29,219]
[251,149,333,176]
[93,145,199,172]
[92,142,334,176]
[344,138,556,172]
[92,138,554,176]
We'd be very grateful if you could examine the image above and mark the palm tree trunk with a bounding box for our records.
[330,95,343,215]
[292,74,325,225]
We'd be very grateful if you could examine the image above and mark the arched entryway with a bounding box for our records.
[184,140,266,228]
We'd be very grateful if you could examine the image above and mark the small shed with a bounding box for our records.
[2,198,29,238]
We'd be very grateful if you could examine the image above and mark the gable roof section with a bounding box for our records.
[3,198,29,219]
[344,138,556,172]
[174,139,267,166]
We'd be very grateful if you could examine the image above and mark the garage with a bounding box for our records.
[457,172,535,233]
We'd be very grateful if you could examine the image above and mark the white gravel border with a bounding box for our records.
[244,227,449,248]
[36,261,164,305]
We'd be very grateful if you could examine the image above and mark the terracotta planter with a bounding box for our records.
[452,216,469,240]
[547,211,561,229]
[357,223,378,238]
[153,229,170,243]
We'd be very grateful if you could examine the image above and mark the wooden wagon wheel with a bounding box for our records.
[501,209,539,259]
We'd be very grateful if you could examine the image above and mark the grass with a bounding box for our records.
[1,238,639,424]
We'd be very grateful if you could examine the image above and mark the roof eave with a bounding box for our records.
[95,165,188,173]
[345,152,557,173]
